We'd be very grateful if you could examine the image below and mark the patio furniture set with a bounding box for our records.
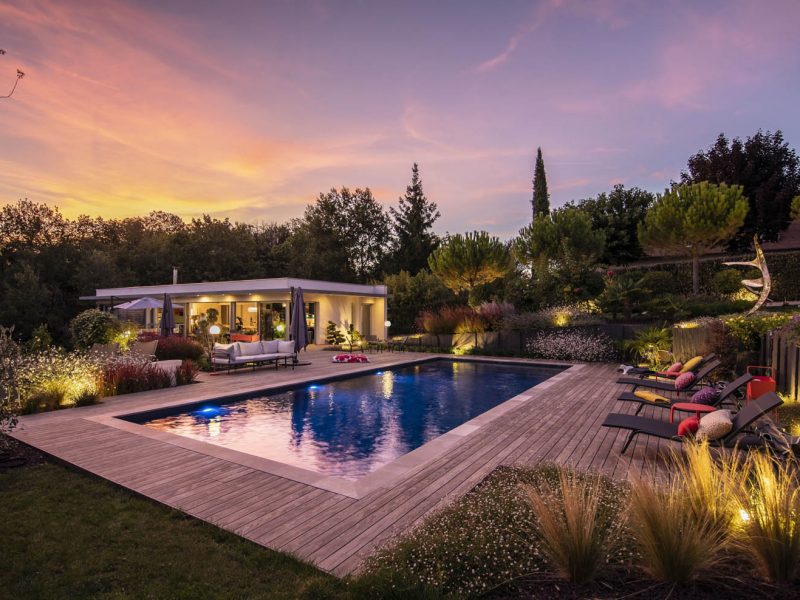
[211,339,298,373]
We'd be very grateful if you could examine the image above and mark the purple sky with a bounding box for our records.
[1,0,799,238]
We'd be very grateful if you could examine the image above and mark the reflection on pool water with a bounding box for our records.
[126,359,563,480]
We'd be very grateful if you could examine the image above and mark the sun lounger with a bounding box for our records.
[623,353,717,379]
[602,392,783,454]
[616,359,722,392]
[617,373,753,415]
[130,339,159,361]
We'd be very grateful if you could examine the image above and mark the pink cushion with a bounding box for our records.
[677,416,700,437]
[332,353,369,364]
[674,371,696,391]
[691,387,720,406]
[666,362,683,374]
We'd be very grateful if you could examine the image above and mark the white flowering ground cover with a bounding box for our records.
[357,466,632,598]
[527,328,619,362]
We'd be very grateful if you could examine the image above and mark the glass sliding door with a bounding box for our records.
[258,302,287,340]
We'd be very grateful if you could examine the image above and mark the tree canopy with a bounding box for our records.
[681,131,800,250]
[638,182,749,294]
[566,185,654,264]
[428,231,512,306]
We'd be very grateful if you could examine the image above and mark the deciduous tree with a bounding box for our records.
[638,182,748,295]
[681,131,800,249]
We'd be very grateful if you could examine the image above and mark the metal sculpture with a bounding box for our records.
[723,235,771,315]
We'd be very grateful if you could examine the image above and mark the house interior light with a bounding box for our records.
[209,325,221,335]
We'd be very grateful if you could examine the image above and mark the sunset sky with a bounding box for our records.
[1,0,799,238]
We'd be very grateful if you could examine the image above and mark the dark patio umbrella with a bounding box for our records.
[290,287,309,354]
[160,294,175,337]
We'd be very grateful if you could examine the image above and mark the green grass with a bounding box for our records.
[0,463,347,600]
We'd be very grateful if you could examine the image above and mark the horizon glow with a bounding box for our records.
[1,0,799,239]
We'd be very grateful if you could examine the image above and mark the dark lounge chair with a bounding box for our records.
[622,353,717,379]
[616,359,722,392]
[602,392,783,454]
[617,373,753,415]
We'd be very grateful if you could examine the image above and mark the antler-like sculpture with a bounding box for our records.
[722,235,771,315]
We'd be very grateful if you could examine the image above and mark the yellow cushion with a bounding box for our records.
[680,356,703,373]
[634,390,670,403]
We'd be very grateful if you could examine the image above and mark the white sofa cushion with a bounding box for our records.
[239,341,264,356]
[278,341,295,354]
[213,342,239,357]
[262,340,280,354]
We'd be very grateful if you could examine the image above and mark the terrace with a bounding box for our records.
[9,350,663,577]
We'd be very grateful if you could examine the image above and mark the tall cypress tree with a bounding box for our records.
[389,163,440,274]
[532,147,550,220]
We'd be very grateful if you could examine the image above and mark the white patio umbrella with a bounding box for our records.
[113,297,163,311]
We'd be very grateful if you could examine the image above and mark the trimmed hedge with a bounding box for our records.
[620,250,800,300]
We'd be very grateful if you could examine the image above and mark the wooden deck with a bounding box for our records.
[10,352,675,576]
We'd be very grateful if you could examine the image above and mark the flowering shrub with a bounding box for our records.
[154,336,205,361]
[527,328,618,362]
[17,349,103,413]
[358,466,630,597]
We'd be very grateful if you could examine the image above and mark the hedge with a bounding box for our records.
[618,250,800,300]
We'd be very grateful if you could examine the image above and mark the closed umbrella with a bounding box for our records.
[160,295,175,337]
[290,287,309,354]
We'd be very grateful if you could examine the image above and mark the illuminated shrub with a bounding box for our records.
[69,309,121,350]
[527,328,618,362]
[17,349,103,413]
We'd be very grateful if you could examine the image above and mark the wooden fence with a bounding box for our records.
[765,331,800,402]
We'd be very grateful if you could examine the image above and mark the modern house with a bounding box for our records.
[81,278,388,344]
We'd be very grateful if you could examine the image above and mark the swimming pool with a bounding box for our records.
[123,359,564,480]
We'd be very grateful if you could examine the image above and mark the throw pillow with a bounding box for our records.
[278,341,295,354]
[691,387,720,406]
[677,416,700,437]
[262,340,279,354]
[680,356,703,373]
[666,362,683,374]
[634,390,670,403]
[239,341,263,356]
[696,410,733,441]
[675,372,696,391]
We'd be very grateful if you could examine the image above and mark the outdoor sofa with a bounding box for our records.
[212,340,296,373]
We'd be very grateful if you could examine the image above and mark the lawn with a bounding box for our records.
[0,461,348,600]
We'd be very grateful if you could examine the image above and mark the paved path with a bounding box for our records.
[11,352,672,576]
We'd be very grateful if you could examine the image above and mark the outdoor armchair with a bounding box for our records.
[602,392,783,454]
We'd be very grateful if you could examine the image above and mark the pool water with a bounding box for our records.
[126,359,562,480]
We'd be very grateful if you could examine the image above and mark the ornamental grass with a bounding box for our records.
[737,452,800,582]
[522,470,621,584]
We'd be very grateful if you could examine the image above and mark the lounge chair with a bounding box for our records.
[616,358,722,392]
[617,373,753,415]
[387,336,408,352]
[623,353,717,379]
[602,392,783,454]
[130,339,159,361]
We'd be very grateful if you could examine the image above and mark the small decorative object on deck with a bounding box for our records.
[332,353,369,364]
[723,235,771,316]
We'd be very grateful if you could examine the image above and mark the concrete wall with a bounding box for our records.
[309,293,386,343]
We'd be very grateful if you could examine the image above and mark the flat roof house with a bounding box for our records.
[81,277,388,344]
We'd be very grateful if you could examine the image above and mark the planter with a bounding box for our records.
[230,333,260,343]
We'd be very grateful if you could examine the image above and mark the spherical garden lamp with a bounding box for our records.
[209,324,221,345]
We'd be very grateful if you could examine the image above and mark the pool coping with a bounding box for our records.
[89,357,582,499]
